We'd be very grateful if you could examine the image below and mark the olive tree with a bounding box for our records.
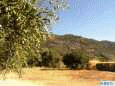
[0,0,67,73]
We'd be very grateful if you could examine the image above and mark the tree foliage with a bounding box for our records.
[40,48,61,68]
[0,0,67,73]
[63,49,89,69]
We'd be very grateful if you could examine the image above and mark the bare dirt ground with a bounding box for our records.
[0,67,115,86]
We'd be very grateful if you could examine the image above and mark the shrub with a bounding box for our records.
[63,50,89,69]
[41,48,62,68]
[96,63,115,72]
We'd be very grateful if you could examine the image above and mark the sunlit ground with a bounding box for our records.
[0,79,40,86]
[0,67,115,86]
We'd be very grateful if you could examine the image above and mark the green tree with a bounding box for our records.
[41,48,61,68]
[0,0,67,73]
[63,49,89,69]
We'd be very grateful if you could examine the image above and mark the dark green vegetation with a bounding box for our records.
[27,34,115,69]
[96,63,115,72]
[63,50,89,69]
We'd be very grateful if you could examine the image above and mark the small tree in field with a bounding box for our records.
[0,0,67,73]
[63,50,89,69]
[41,48,61,68]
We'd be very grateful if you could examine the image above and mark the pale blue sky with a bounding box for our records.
[52,0,115,41]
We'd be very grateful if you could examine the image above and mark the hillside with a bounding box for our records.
[42,34,115,61]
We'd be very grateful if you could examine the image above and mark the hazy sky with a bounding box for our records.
[52,0,115,42]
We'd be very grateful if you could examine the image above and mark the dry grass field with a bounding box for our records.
[0,67,115,86]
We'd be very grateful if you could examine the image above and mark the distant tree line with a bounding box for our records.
[27,48,90,69]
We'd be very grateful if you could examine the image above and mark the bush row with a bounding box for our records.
[27,48,89,69]
[96,63,115,72]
